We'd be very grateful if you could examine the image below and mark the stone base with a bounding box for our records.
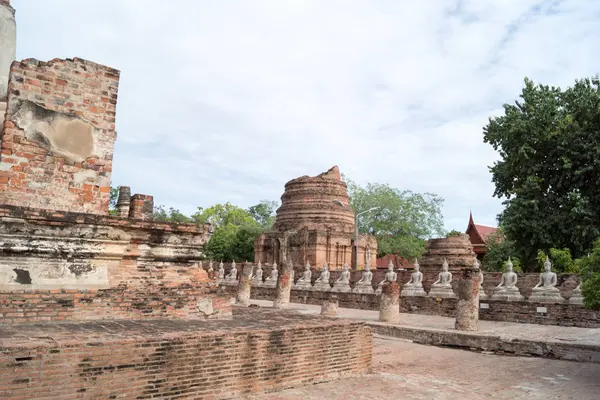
[330,283,352,293]
[252,279,264,287]
[313,281,331,291]
[223,278,238,286]
[528,289,565,303]
[428,286,456,299]
[0,308,373,399]
[263,280,277,288]
[353,284,375,294]
[491,288,524,302]
[294,281,313,291]
[570,290,584,305]
[401,286,427,297]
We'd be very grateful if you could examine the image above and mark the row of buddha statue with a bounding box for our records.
[207,256,584,304]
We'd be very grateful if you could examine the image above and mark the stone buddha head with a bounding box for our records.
[544,256,552,273]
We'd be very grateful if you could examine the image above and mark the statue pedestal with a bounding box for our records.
[428,285,456,299]
[223,278,238,286]
[401,285,427,297]
[263,280,277,288]
[312,281,331,291]
[569,288,584,305]
[491,287,523,301]
[528,288,564,303]
[252,278,263,287]
[353,283,374,294]
[330,281,352,293]
[293,281,312,291]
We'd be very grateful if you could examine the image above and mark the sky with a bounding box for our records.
[10,0,600,232]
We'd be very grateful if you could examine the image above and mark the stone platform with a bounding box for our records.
[0,307,372,399]
[249,300,600,364]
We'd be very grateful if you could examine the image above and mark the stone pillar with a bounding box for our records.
[455,267,480,331]
[379,281,400,323]
[116,186,131,217]
[321,295,339,316]
[129,194,154,220]
[0,0,16,101]
[273,261,294,309]
[236,263,253,307]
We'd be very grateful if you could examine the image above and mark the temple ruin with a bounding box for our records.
[254,166,377,269]
[0,3,372,398]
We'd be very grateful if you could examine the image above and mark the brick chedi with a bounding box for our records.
[254,166,377,269]
[418,234,477,292]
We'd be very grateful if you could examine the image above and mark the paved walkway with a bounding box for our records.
[249,299,600,346]
[248,335,600,400]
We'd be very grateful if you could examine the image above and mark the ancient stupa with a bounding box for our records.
[254,166,377,270]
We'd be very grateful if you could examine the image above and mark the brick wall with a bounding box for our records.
[0,58,119,214]
[217,284,600,328]
[0,204,228,324]
[0,308,372,399]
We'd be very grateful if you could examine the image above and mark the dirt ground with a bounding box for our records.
[248,335,600,400]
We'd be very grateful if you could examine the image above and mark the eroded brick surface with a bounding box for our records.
[0,308,372,399]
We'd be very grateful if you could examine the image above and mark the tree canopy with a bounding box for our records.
[343,175,445,260]
[483,76,600,267]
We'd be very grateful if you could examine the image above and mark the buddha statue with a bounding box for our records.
[490,257,523,301]
[331,263,352,293]
[264,263,278,287]
[473,259,487,300]
[252,261,264,285]
[225,260,237,283]
[401,259,426,297]
[294,262,313,290]
[428,259,456,298]
[207,260,214,273]
[353,263,374,294]
[529,257,564,303]
[218,261,225,281]
[375,261,397,295]
[569,283,584,305]
[313,263,331,291]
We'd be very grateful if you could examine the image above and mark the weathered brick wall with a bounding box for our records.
[0,58,119,214]
[0,308,372,399]
[0,204,229,324]
[218,284,599,328]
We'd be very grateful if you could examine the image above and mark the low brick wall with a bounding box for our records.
[0,308,372,399]
[218,285,600,328]
[0,285,232,324]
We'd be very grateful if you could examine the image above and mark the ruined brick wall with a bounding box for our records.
[0,204,229,324]
[0,309,372,399]
[0,58,119,214]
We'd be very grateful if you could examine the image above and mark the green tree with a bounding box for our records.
[153,205,193,223]
[575,238,600,310]
[446,230,463,238]
[484,76,600,268]
[482,228,522,272]
[108,186,119,216]
[191,202,257,227]
[247,200,279,229]
[343,175,445,260]
[536,248,580,274]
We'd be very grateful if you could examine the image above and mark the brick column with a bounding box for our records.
[455,267,480,331]
[273,261,294,309]
[379,281,400,323]
[321,295,339,316]
[236,263,254,307]
[129,194,153,220]
[116,186,131,217]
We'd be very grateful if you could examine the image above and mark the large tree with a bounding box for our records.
[483,76,600,268]
[343,175,445,260]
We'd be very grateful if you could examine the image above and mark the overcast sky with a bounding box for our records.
[11,0,600,232]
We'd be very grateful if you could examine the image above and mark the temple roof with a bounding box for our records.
[466,212,498,244]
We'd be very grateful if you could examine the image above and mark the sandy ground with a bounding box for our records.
[247,335,600,400]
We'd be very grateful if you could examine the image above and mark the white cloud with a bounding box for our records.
[11,0,600,231]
